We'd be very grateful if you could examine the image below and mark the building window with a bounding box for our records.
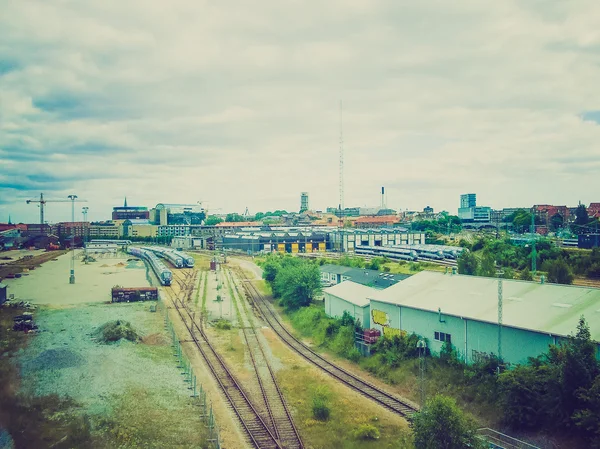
[434,332,451,343]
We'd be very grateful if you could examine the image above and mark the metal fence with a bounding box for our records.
[159,299,222,449]
[477,428,540,449]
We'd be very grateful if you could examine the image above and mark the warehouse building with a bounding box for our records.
[324,281,373,328]
[320,264,408,288]
[327,229,425,252]
[367,271,600,365]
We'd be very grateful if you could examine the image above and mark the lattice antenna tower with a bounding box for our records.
[338,100,344,227]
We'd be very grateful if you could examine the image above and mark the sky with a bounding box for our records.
[1,1,600,224]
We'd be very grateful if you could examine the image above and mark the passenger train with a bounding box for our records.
[127,247,172,286]
[355,246,418,261]
[147,246,184,268]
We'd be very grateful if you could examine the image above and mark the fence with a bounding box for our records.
[159,299,222,449]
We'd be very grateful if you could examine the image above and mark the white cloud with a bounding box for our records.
[1,0,600,223]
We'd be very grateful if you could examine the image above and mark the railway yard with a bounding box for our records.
[1,246,414,448]
[159,253,414,448]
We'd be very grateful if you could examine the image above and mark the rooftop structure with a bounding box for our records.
[112,197,149,220]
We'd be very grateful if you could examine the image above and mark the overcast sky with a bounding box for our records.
[1,1,600,223]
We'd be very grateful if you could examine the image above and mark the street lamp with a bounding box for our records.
[68,194,77,284]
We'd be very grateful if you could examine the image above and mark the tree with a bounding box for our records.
[204,216,223,226]
[478,252,496,277]
[546,259,574,284]
[411,395,485,449]
[550,213,564,231]
[519,267,533,281]
[271,259,321,309]
[457,251,478,275]
[225,213,245,222]
[574,204,590,235]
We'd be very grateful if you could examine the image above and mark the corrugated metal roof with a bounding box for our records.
[324,281,373,307]
[320,264,354,275]
[343,268,408,289]
[369,271,600,340]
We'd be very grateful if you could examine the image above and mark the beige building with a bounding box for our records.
[129,224,158,238]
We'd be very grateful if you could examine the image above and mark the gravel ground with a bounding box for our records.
[18,302,196,417]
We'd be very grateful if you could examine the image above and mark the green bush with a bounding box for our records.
[353,423,380,440]
[214,319,232,330]
[311,386,331,421]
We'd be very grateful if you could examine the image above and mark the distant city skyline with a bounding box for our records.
[2,2,599,223]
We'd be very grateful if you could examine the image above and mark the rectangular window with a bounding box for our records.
[435,331,451,343]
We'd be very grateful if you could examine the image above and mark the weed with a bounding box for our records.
[353,423,380,440]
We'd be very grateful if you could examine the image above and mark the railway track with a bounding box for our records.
[223,270,303,449]
[234,267,418,418]
[163,270,284,449]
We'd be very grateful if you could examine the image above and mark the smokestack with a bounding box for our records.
[381,186,385,209]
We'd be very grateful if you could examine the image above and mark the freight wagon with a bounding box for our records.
[111,287,159,303]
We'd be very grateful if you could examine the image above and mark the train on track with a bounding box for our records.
[146,246,195,268]
[147,246,184,268]
[170,249,195,268]
[355,245,418,261]
[355,243,464,264]
[127,246,173,286]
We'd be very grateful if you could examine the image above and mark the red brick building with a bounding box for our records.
[588,203,600,220]
[353,215,400,229]
[532,205,569,229]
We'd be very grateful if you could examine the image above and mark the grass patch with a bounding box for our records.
[214,319,232,330]
[95,387,207,448]
[201,271,208,319]
[274,356,412,448]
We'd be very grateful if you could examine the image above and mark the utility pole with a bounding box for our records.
[82,206,89,244]
[530,212,537,274]
[417,339,426,407]
[497,274,503,374]
[68,194,77,284]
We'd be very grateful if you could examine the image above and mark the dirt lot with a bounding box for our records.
[0,252,208,448]
[4,252,149,306]
[0,249,67,280]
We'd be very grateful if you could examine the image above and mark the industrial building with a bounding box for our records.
[323,271,600,366]
[218,228,425,254]
[112,198,149,220]
[320,264,408,288]
[324,281,373,328]
[221,230,328,253]
[172,235,213,250]
[579,234,600,249]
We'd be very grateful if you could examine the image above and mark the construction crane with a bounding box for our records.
[25,193,87,225]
